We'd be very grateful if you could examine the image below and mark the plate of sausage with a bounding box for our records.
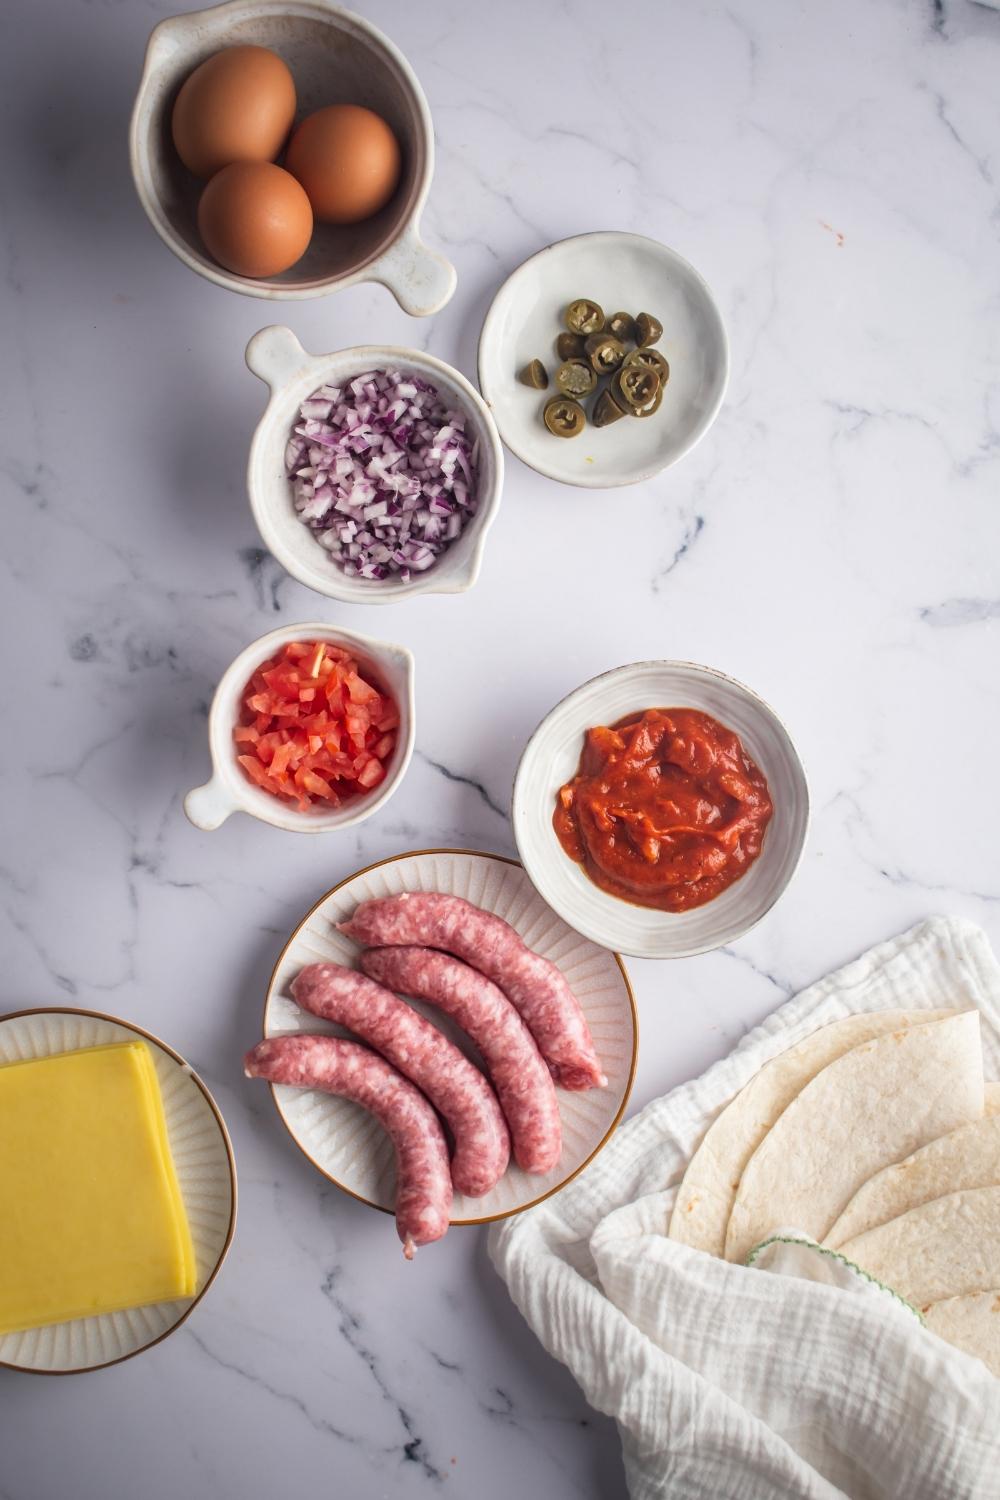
[247,849,637,1255]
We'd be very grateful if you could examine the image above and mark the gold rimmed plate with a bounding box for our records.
[262,849,638,1228]
[0,1007,237,1375]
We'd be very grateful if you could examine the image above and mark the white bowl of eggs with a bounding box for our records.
[128,0,456,315]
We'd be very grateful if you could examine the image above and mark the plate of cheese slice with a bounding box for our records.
[0,1007,236,1374]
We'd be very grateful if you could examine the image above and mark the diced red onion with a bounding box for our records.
[286,369,480,582]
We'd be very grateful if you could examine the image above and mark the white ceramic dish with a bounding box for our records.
[478,232,729,488]
[184,620,415,832]
[246,325,504,604]
[0,1007,236,1375]
[129,0,455,314]
[512,663,809,959]
[261,849,637,1229]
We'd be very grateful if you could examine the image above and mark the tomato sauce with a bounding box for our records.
[553,707,773,913]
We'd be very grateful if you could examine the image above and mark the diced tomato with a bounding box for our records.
[346,671,380,706]
[345,707,370,742]
[237,754,270,787]
[270,742,294,776]
[262,666,301,699]
[357,758,385,789]
[233,640,398,812]
[325,665,348,704]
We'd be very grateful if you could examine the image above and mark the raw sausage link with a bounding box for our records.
[339,893,606,1091]
[290,964,511,1197]
[244,1034,452,1258]
[361,946,563,1175]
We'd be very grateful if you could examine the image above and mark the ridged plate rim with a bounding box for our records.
[261,848,638,1227]
[0,1006,237,1376]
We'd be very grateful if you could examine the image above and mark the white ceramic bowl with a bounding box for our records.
[0,1006,236,1375]
[246,325,504,604]
[262,849,638,1228]
[512,662,809,959]
[184,620,415,832]
[129,0,455,314]
[478,232,729,488]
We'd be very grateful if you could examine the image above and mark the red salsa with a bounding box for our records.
[553,707,773,913]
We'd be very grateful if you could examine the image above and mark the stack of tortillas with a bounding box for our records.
[668,1008,1000,1377]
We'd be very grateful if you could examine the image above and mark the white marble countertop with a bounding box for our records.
[3,0,999,1494]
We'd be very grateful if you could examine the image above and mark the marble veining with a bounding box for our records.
[2,0,999,1495]
[414,750,510,823]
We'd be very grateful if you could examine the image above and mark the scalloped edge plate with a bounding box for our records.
[0,1008,236,1374]
[262,849,637,1231]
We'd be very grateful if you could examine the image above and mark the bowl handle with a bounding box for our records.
[184,776,237,832]
[245,325,311,390]
[142,1,244,69]
[140,12,188,71]
[371,225,457,317]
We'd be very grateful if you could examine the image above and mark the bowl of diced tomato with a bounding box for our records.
[184,622,414,833]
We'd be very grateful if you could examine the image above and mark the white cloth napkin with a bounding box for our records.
[747,1229,924,1319]
[489,918,1000,1500]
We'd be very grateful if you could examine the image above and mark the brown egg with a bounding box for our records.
[172,45,296,180]
[285,105,402,225]
[197,162,313,278]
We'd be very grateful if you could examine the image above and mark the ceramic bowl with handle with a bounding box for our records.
[245,325,504,604]
[129,0,456,314]
[512,661,809,958]
[184,621,415,833]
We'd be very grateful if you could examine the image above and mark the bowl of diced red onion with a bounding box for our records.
[245,325,503,603]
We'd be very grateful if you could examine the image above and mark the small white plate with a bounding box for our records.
[478,232,728,488]
[262,849,637,1228]
[0,1008,236,1374]
[512,663,810,959]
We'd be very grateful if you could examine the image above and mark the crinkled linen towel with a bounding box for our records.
[489,918,1000,1500]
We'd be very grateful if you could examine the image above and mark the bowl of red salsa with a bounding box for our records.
[184,622,415,833]
[512,662,809,958]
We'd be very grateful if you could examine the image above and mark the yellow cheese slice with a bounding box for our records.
[0,1041,197,1335]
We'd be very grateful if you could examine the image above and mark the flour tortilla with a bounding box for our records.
[838,1186,1000,1306]
[667,1009,959,1257]
[924,1290,1000,1378]
[825,1115,1000,1248]
[986,1083,1000,1116]
[724,1011,984,1264]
